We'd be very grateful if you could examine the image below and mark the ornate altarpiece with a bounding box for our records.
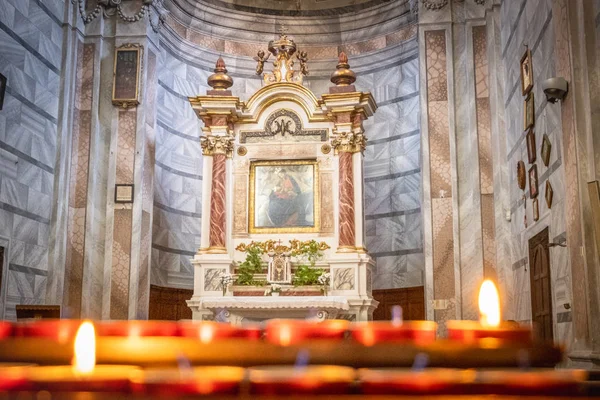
[186,35,378,322]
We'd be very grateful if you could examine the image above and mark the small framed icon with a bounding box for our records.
[526,128,536,164]
[541,134,551,167]
[520,47,533,96]
[545,181,553,209]
[517,160,526,190]
[533,198,539,221]
[115,184,134,203]
[529,164,538,198]
[524,92,535,130]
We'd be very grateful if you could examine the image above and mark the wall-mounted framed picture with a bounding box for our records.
[532,198,539,221]
[529,164,539,198]
[115,184,134,203]
[524,92,535,130]
[526,128,536,164]
[0,73,6,111]
[520,47,533,95]
[541,134,551,167]
[112,43,143,109]
[517,160,526,190]
[545,181,553,208]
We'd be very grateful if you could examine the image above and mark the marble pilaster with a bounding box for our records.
[338,151,356,249]
[208,153,227,250]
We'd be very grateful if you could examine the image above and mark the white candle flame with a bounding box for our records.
[73,321,96,374]
[479,280,501,327]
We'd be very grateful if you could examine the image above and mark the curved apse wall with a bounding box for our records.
[151,0,423,290]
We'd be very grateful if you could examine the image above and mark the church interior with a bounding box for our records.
[1,0,600,395]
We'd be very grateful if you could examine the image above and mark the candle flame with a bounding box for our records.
[199,324,214,344]
[479,280,501,327]
[73,321,96,374]
[279,325,292,346]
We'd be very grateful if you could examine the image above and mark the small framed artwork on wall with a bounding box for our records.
[541,134,551,167]
[520,48,533,95]
[529,164,539,198]
[526,128,536,164]
[545,181,553,208]
[533,198,539,221]
[115,184,134,203]
[0,73,6,111]
[524,92,535,130]
[517,160,526,190]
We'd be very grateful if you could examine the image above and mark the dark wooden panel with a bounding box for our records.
[528,227,553,341]
[149,285,193,321]
[372,286,425,321]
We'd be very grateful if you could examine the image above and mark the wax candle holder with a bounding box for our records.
[0,365,31,392]
[249,365,356,395]
[178,321,262,342]
[130,366,245,396]
[96,320,179,337]
[0,321,12,340]
[477,369,587,395]
[14,319,83,343]
[27,365,139,392]
[265,319,349,346]
[359,368,476,394]
[350,321,437,346]
[446,320,532,345]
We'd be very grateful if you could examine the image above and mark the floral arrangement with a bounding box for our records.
[264,283,282,296]
[219,272,234,295]
[318,272,330,295]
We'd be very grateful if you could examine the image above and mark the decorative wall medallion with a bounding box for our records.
[545,181,553,208]
[112,44,142,109]
[526,128,536,164]
[240,109,328,143]
[541,134,551,167]
[529,164,538,198]
[517,160,526,190]
[321,143,332,154]
[532,198,539,221]
[237,146,247,156]
[524,92,535,130]
[520,48,533,95]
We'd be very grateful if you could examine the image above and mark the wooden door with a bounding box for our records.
[149,285,193,320]
[372,286,425,321]
[528,227,553,341]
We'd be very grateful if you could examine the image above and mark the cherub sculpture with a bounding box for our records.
[297,50,309,76]
[254,50,271,75]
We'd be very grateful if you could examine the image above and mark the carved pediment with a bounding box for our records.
[239,109,328,144]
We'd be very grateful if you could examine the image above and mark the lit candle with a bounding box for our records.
[0,321,12,340]
[0,365,30,392]
[130,366,246,396]
[249,365,356,395]
[27,321,138,392]
[477,369,587,395]
[359,368,476,395]
[178,321,262,342]
[446,280,531,344]
[14,319,83,343]
[350,321,437,346]
[265,319,349,346]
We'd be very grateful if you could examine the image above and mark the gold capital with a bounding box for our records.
[200,135,235,157]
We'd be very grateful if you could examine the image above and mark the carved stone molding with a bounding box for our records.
[421,0,449,11]
[200,135,235,157]
[72,0,167,31]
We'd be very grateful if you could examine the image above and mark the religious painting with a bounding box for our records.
[0,73,6,111]
[112,44,142,108]
[526,128,536,164]
[545,181,553,209]
[517,160,526,190]
[533,198,539,221]
[520,48,533,95]
[541,134,551,167]
[524,92,535,130]
[529,164,539,198]
[249,160,320,233]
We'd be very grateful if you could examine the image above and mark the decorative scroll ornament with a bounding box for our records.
[200,135,235,157]
[255,33,308,85]
[71,0,167,32]
[331,131,366,154]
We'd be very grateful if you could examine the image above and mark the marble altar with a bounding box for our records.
[186,34,378,322]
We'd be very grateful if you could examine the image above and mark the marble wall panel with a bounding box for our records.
[110,209,132,320]
[333,268,355,290]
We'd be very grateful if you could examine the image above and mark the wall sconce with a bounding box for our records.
[542,77,568,103]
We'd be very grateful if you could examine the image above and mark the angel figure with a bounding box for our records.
[254,50,270,75]
[297,51,309,76]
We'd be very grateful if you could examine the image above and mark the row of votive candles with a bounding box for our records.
[0,364,586,396]
[0,319,533,345]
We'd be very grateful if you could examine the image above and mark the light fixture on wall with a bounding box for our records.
[542,77,568,103]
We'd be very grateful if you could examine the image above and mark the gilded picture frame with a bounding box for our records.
[545,181,553,209]
[524,92,535,130]
[526,128,536,164]
[533,198,539,221]
[112,43,142,109]
[541,134,551,167]
[520,48,533,95]
[249,159,320,234]
[529,164,539,198]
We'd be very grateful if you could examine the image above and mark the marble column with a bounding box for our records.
[209,153,227,250]
[199,155,214,252]
[338,151,356,250]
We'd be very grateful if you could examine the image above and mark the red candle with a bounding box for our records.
[351,321,437,346]
[96,320,179,337]
[0,321,12,339]
[178,321,262,342]
[477,369,587,395]
[359,368,475,394]
[447,280,532,344]
[14,319,82,343]
[265,319,349,346]
[249,365,356,395]
[0,366,31,392]
[130,366,245,396]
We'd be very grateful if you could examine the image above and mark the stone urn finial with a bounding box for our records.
[207,57,233,91]
[330,52,356,86]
